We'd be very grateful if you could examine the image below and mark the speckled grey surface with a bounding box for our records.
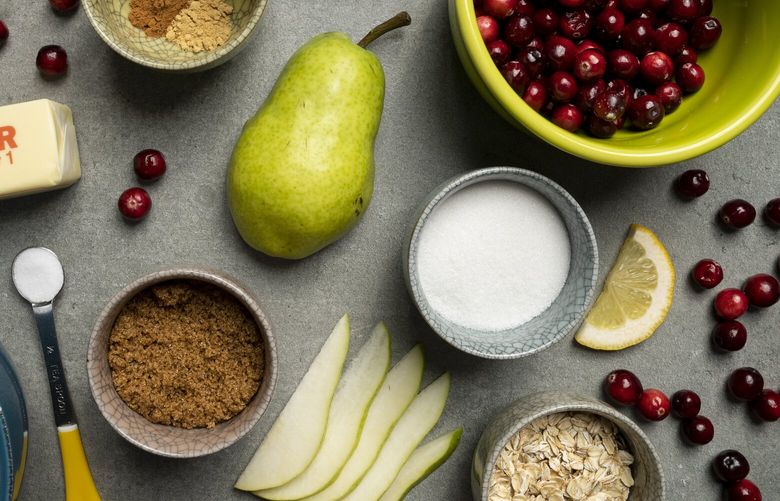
[0,1,777,500]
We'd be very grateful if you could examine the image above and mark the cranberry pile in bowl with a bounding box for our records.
[449,0,780,167]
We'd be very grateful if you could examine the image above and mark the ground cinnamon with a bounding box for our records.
[129,0,191,38]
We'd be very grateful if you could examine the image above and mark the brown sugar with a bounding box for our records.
[108,280,264,429]
[129,0,191,38]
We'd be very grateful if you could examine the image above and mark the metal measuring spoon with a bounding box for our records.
[12,247,101,501]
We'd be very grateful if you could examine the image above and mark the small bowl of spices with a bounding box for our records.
[404,166,598,359]
[83,0,268,71]
[87,268,277,457]
[473,392,665,501]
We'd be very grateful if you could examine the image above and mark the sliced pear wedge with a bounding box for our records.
[301,345,425,501]
[341,373,452,501]
[235,315,351,491]
[255,323,391,500]
[378,428,462,501]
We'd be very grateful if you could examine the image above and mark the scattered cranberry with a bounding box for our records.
[505,15,536,46]
[666,0,700,23]
[713,450,750,483]
[764,198,780,226]
[719,199,756,229]
[0,21,8,43]
[621,18,655,56]
[714,288,748,320]
[655,82,682,113]
[118,188,152,221]
[691,258,721,288]
[750,389,780,422]
[487,39,512,65]
[726,479,763,501]
[637,388,670,421]
[593,91,627,121]
[483,0,518,18]
[628,95,664,130]
[712,321,747,352]
[49,0,79,13]
[671,389,701,418]
[682,415,714,444]
[477,15,500,43]
[533,8,559,35]
[546,35,578,71]
[586,114,618,137]
[675,46,698,65]
[559,9,593,40]
[742,273,780,308]
[549,71,579,101]
[640,51,674,85]
[727,367,764,401]
[653,22,688,55]
[36,45,68,78]
[575,79,607,111]
[675,169,709,198]
[608,49,640,80]
[676,62,705,93]
[501,61,531,93]
[573,49,607,82]
[522,81,548,111]
[604,369,644,406]
[551,104,585,131]
[133,149,167,181]
[689,15,721,50]
[594,7,625,40]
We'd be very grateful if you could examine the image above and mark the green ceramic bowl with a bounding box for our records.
[83,0,268,72]
[449,0,780,167]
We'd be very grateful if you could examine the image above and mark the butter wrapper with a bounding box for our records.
[0,99,81,200]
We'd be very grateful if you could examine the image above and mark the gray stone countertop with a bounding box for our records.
[0,0,777,500]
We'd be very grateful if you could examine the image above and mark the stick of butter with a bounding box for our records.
[0,99,81,200]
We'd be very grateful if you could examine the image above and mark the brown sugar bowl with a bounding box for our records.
[87,268,277,458]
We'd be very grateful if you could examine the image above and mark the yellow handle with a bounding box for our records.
[57,425,101,501]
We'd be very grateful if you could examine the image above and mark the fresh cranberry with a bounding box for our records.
[586,114,618,137]
[594,7,625,40]
[593,91,627,121]
[559,9,593,40]
[559,0,587,7]
[487,39,512,65]
[628,95,664,129]
[501,61,530,94]
[576,79,607,111]
[712,321,747,352]
[133,149,167,181]
[49,0,79,13]
[671,390,701,418]
[551,104,584,131]
[533,8,558,35]
[608,49,640,79]
[675,46,698,65]
[689,15,721,50]
[483,0,517,19]
[640,51,674,85]
[653,22,688,55]
[606,78,634,108]
[583,0,608,10]
[691,258,721,288]
[675,169,709,199]
[573,49,607,82]
[656,82,682,113]
[515,47,546,79]
[638,388,670,421]
[118,187,152,221]
[719,199,756,229]
[620,0,648,14]
[726,479,763,501]
[505,15,536,47]
[714,289,749,320]
[743,274,780,308]
[546,36,578,71]
[621,19,655,56]
[0,21,8,43]
[577,39,604,54]
[647,0,670,11]
[713,450,750,483]
[751,389,780,422]
[728,367,764,401]
[526,36,545,50]
[36,45,68,78]
[697,0,713,15]
[522,81,548,111]
[682,415,714,445]
[477,15,500,43]
[666,0,700,23]
[765,198,780,225]
[604,369,644,406]
[513,0,534,16]
[549,71,579,102]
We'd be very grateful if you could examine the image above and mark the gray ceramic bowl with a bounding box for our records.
[83,0,268,72]
[87,268,277,458]
[472,392,665,501]
[403,167,598,359]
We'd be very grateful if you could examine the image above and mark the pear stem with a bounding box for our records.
[357,12,412,48]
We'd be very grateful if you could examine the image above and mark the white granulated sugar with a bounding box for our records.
[417,181,571,331]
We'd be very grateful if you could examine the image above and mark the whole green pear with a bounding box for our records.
[228,14,410,259]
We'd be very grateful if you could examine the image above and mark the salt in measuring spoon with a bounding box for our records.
[11,247,101,501]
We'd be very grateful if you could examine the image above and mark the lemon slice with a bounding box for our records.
[575,224,675,350]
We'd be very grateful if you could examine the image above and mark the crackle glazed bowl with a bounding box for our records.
[0,343,28,501]
[449,0,780,167]
[472,392,665,501]
[83,0,268,71]
[87,268,277,458]
[403,167,598,359]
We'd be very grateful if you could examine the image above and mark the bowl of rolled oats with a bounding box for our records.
[472,392,664,501]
